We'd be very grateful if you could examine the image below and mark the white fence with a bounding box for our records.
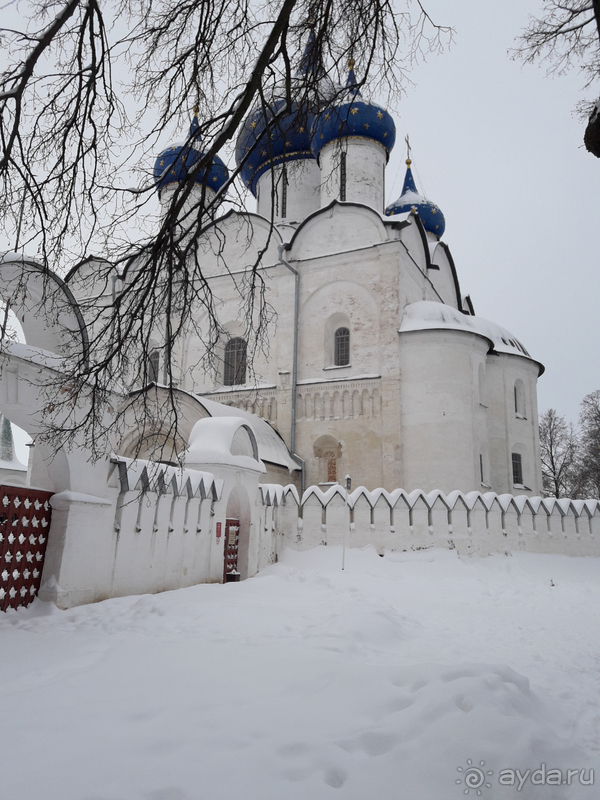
[105,457,227,598]
[43,466,600,610]
[260,484,600,559]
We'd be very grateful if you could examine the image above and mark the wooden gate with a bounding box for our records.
[0,485,53,612]
[223,518,240,582]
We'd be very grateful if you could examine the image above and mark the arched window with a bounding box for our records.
[334,327,350,366]
[148,348,160,383]
[511,452,523,486]
[224,338,247,386]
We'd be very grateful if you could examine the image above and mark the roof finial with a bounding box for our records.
[189,106,201,147]
[346,56,361,96]
[405,133,412,167]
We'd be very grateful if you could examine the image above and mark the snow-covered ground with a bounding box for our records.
[1,546,599,800]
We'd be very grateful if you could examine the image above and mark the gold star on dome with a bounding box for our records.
[350,107,359,115]
[212,176,217,182]
[364,123,369,129]
[170,169,176,175]
[431,209,436,214]
[298,126,304,133]
[261,149,267,156]
[377,111,383,119]
[410,205,417,212]
[160,160,164,166]
[248,164,253,170]
[383,132,388,138]
[325,114,331,121]
[285,141,291,147]
[250,121,257,128]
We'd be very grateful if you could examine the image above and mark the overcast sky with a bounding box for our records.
[380,0,599,426]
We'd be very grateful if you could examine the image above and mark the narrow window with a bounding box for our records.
[512,452,523,486]
[480,454,484,483]
[224,338,247,386]
[334,327,350,366]
[514,379,526,417]
[148,349,160,383]
[340,152,347,201]
[281,169,288,218]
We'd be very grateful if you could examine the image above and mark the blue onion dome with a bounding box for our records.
[310,62,396,162]
[385,159,445,237]
[235,28,335,197]
[154,109,229,195]
[235,97,316,197]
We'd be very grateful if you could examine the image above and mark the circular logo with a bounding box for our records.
[456,760,493,796]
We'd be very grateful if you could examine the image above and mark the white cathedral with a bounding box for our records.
[0,59,552,610]
[65,63,544,498]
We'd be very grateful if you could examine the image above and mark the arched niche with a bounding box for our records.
[313,434,342,484]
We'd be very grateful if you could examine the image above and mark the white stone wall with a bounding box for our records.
[266,484,600,559]
[256,160,321,222]
[486,354,543,495]
[38,457,276,608]
[398,329,491,494]
[318,139,387,213]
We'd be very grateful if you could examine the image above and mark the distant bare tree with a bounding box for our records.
[578,390,600,496]
[539,408,581,497]
[0,0,453,460]
[512,0,600,156]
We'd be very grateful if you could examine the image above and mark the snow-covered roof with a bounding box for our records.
[185,417,265,473]
[197,396,302,473]
[399,300,541,367]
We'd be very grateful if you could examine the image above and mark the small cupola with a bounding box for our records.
[385,158,445,238]
[153,109,229,210]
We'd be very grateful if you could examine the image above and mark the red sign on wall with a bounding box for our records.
[216,522,222,540]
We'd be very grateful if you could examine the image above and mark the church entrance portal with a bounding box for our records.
[223,518,240,582]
